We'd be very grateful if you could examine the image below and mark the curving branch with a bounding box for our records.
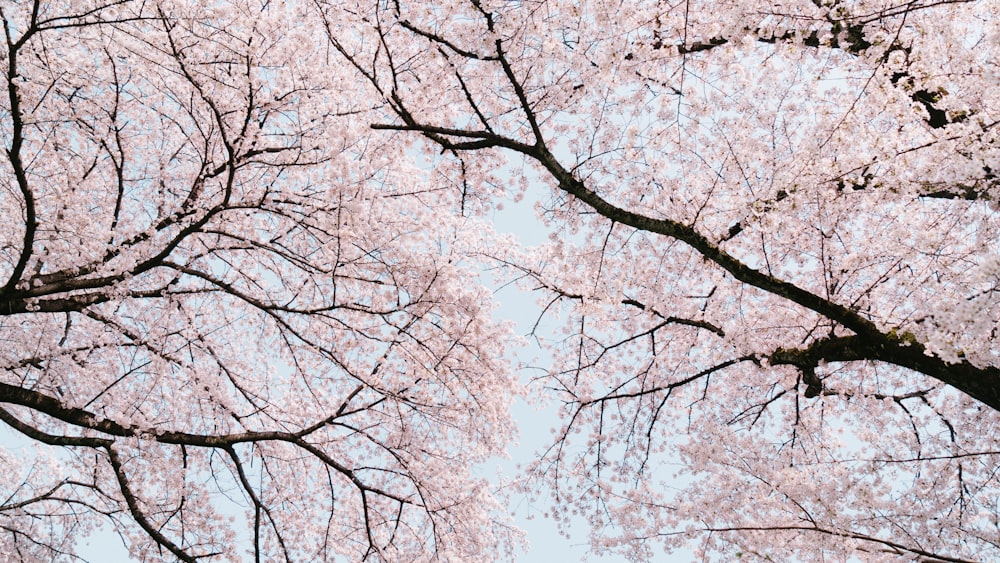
[367,16,1000,413]
[767,334,1000,409]
[1,5,40,294]
[105,446,202,562]
[0,379,425,558]
[632,1,979,131]
[0,380,415,501]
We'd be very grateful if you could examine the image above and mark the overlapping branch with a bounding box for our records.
[363,5,1000,412]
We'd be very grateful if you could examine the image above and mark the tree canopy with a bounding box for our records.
[1,0,999,561]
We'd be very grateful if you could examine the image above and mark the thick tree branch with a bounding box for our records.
[0,382,412,505]
[643,7,973,130]
[1,15,38,294]
[0,406,110,448]
[769,334,1000,409]
[373,36,1000,410]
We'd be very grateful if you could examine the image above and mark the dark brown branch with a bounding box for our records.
[921,181,996,201]
[224,447,291,563]
[0,382,411,504]
[697,523,977,563]
[643,13,968,130]
[621,298,725,337]
[768,334,1000,410]
[106,446,199,562]
[1,15,38,295]
[580,356,758,406]
[0,407,110,448]
[531,150,882,338]
[371,22,1000,411]
[397,19,497,61]
[0,293,109,315]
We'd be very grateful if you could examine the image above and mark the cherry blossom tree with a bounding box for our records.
[320,0,1000,560]
[7,0,1000,561]
[0,1,522,561]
